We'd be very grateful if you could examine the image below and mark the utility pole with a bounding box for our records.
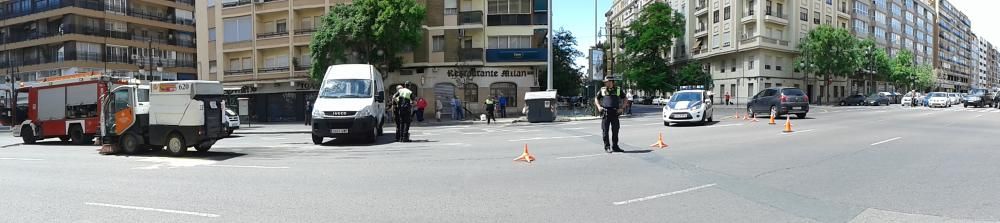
[546,0,553,91]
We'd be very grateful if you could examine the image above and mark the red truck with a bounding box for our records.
[12,72,120,144]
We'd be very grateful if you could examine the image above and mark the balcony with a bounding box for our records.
[460,48,484,62]
[459,11,484,26]
[0,0,103,20]
[485,48,546,63]
[224,69,254,76]
[257,31,290,39]
[764,12,788,25]
[294,28,316,35]
[694,27,708,38]
[740,36,790,49]
[257,0,289,12]
[695,1,708,15]
[258,66,290,74]
[741,14,755,24]
[222,0,251,8]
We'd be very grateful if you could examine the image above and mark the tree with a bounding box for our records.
[913,65,936,91]
[677,61,710,87]
[537,29,583,96]
[796,25,863,104]
[309,0,426,80]
[618,2,685,95]
[856,38,891,95]
[889,50,916,90]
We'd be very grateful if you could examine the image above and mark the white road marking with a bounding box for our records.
[508,135,593,142]
[206,164,289,169]
[556,154,606,159]
[780,129,816,135]
[707,123,744,128]
[563,127,587,130]
[975,114,985,118]
[870,137,902,146]
[0,157,43,161]
[612,183,717,206]
[84,202,220,217]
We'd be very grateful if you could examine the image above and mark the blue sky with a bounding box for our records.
[553,0,613,73]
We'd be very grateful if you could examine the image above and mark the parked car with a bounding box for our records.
[901,92,922,106]
[963,88,994,108]
[865,93,892,106]
[839,94,866,106]
[948,93,961,106]
[927,92,951,108]
[652,97,669,105]
[747,87,809,119]
[662,90,714,126]
[639,96,653,105]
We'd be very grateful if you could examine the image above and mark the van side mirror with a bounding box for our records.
[375,92,385,102]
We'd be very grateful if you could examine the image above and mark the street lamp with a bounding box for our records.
[137,40,163,82]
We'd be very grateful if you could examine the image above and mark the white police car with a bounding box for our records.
[663,90,714,126]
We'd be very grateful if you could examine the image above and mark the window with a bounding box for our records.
[464,83,478,102]
[776,57,783,70]
[800,7,808,21]
[276,19,287,33]
[826,0,832,5]
[714,10,719,23]
[905,11,913,23]
[487,0,532,14]
[209,61,217,73]
[776,3,783,17]
[242,57,252,71]
[229,58,240,70]
[875,11,886,25]
[720,61,726,73]
[814,11,820,24]
[891,4,901,17]
[488,36,532,49]
[825,15,832,25]
[223,16,252,43]
[891,18,901,32]
[490,82,517,107]
[432,35,445,52]
[731,59,737,72]
[906,0,914,9]
[301,17,314,30]
[748,56,755,69]
[853,19,867,35]
[905,25,913,36]
[724,7,730,20]
[874,0,886,10]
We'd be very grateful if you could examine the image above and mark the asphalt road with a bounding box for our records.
[2,104,1000,222]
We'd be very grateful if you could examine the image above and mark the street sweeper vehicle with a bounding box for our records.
[99,81,227,156]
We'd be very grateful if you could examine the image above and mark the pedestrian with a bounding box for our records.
[452,96,463,120]
[498,94,508,118]
[484,96,497,124]
[595,76,626,153]
[435,97,443,122]
[304,101,312,126]
[626,91,634,115]
[415,97,427,122]
[725,91,732,105]
[393,83,415,142]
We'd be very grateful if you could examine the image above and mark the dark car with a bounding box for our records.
[839,95,866,106]
[747,87,809,119]
[865,93,891,106]
[963,88,994,108]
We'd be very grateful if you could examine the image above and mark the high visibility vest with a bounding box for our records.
[600,87,622,108]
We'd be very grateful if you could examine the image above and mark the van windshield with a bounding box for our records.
[320,79,373,98]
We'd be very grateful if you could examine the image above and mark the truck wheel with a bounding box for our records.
[312,135,323,145]
[120,133,141,154]
[165,133,187,156]
[69,126,91,145]
[21,126,36,144]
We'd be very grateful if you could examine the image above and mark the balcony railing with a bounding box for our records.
[695,1,707,11]
[225,69,254,75]
[0,0,104,20]
[460,48,484,61]
[259,66,290,73]
[294,65,312,71]
[459,11,483,25]
[294,28,316,35]
[765,11,785,19]
[176,0,194,6]
[257,31,289,39]
[223,0,251,8]
[127,8,172,24]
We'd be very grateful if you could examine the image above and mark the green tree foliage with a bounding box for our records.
[309,0,426,80]
[617,2,685,94]
[537,29,583,96]
[796,25,862,103]
[913,65,936,90]
[677,61,710,87]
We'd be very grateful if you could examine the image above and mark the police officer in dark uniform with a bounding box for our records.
[595,76,626,153]
[393,83,414,142]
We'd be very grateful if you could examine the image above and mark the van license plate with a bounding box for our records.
[331,129,348,134]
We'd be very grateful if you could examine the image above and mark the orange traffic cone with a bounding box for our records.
[650,133,669,149]
[735,112,741,119]
[750,114,759,122]
[513,144,535,163]
[768,113,776,125]
[782,116,793,133]
[742,113,750,121]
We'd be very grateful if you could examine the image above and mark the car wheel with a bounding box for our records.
[165,133,187,156]
[365,127,378,144]
[120,133,141,154]
[839,101,846,106]
[663,121,670,126]
[747,107,755,118]
[796,113,807,119]
[770,106,777,118]
[312,134,324,145]
[964,104,968,108]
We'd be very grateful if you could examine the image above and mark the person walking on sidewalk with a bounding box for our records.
[304,101,312,126]
[595,76,626,153]
[415,97,427,122]
[484,96,497,124]
[452,96,463,120]
[626,91,634,115]
[725,91,732,105]
[435,97,444,122]
[498,94,508,118]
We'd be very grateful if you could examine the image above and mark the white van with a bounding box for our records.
[310,64,387,144]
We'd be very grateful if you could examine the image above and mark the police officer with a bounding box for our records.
[393,83,414,142]
[595,76,626,153]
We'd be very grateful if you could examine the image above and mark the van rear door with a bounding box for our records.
[198,96,224,139]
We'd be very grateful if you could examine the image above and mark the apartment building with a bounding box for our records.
[929,0,971,92]
[688,0,853,104]
[604,0,688,71]
[992,44,1000,88]
[0,0,197,84]
[849,0,934,93]
[197,0,547,122]
[971,34,998,89]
